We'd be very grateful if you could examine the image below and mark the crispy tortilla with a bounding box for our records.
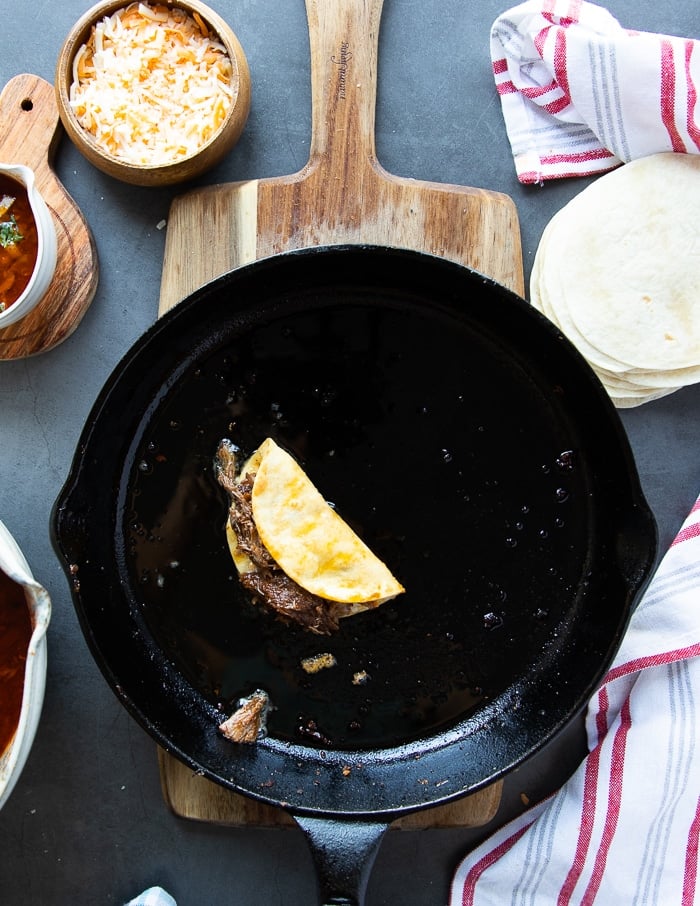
[219,437,404,622]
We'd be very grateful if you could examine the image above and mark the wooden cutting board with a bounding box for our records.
[157,0,522,830]
[0,74,98,359]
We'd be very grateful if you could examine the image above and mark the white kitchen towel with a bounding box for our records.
[450,494,700,905]
[490,1,700,183]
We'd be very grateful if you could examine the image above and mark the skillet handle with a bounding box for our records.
[295,815,388,905]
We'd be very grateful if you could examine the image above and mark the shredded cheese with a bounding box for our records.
[69,2,234,166]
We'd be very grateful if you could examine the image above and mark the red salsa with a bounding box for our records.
[0,173,39,313]
[0,569,32,755]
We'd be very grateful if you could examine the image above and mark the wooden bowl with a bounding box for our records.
[55,0,251,186]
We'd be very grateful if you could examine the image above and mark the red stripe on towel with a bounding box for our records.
[535,26,550,57]
[682,797,700,905]
[661,39,687,152]
[521,79,560,99]
[673,521,700,545]
[552,26,573,108]
[556,688,609,904]
[496,80,519,96]
[460,823,533,906]
[684,41,700,150]
[539,148,617,166]
[542,0,582,28]
[579,697,633,905]
[604,645,700,685]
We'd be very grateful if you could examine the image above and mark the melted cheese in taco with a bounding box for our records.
[215,437,404,635]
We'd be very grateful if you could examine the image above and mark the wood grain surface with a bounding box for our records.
[0,74,98,360]
[159,0,523,312]
[158,0,523,830]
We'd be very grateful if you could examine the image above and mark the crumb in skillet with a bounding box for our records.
[301,652,337,674]
[219,689,270,744]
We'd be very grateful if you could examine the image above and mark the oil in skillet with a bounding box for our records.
[122,304,586,749]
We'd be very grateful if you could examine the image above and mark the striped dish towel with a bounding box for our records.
[450,494,700,906]
[490,1,700,183]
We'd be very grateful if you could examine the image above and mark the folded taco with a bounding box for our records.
[214,437,405,634]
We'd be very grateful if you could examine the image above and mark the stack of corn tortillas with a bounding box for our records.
[530,152,700,408]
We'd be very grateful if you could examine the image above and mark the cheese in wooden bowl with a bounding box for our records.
[55,0,251,186]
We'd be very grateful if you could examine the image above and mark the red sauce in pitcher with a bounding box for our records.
[0,174,39,313]
[0,570,32,754]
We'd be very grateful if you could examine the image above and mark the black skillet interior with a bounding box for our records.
[51,245,656,817]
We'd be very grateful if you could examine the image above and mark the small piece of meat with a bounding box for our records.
[219,690,270,744]
[215,438,340,635]
[214,437,239,490]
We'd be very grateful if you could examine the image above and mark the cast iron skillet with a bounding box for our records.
[51,245,656,904]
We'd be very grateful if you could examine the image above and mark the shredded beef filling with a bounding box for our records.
[216,447,339,635]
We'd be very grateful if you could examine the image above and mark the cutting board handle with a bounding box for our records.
[0,74,98,358]
[0,75,61,179]
[305,0,383,182]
